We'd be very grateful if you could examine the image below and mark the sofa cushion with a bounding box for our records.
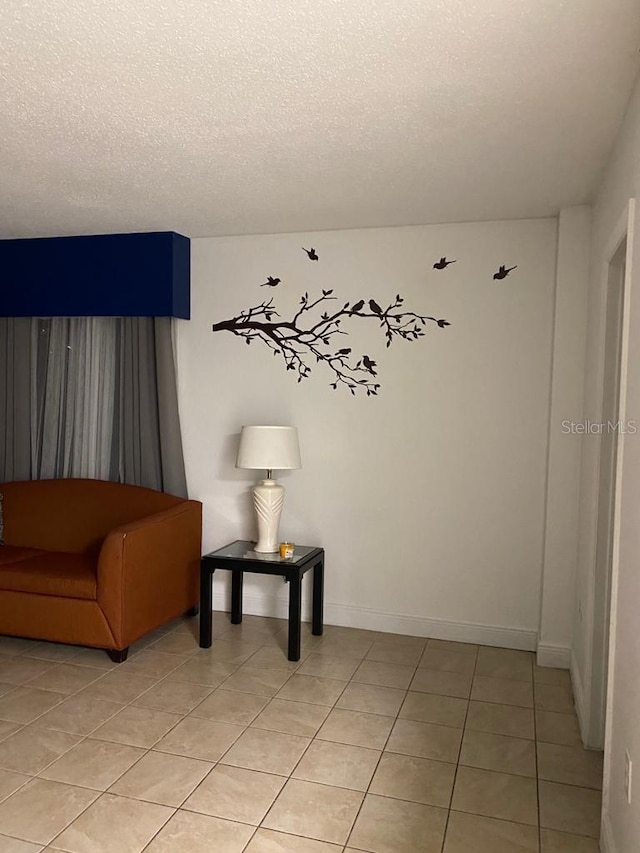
[0,552,98,600]
[0,545,47,566]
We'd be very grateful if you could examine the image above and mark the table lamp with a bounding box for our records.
[236,425,302,553]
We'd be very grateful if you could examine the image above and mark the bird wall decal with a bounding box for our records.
[361,355,377,374]
[493,265,517,280]
[433,257,456,270]
[211,247,451,396]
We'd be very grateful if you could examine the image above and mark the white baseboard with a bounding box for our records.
[571,649,589,743]
[600,811,616,853]
[212,592,538,651]
[536,642,571,669]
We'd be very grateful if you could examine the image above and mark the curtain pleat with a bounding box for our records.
[154,318,188,497]
[119,317,163,491]
[0,318,33,482]
[32,318,118,480]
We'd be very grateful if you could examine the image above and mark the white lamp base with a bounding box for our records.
[252,479,285,553]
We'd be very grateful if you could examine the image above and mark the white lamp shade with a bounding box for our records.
[236,425,302,471]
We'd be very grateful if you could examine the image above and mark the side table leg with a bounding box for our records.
[199,566,213,648]
[312,557,324,636]
[288,574,302,661]
[231,570,243,624]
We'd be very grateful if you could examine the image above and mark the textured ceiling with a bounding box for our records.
[1,0,640,239]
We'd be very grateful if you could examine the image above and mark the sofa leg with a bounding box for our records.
[185,604,200,618]
[107,648,129,663]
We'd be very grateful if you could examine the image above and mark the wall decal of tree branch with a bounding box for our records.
[211,285,450,396]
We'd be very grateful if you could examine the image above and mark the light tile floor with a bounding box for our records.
[0,617,603,852]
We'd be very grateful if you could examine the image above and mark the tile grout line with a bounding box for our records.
[148,645,304,852]
[136,617,316,853]
[258,634,382,850]
[36,621,204,851]
[0,619,214,849]
[532,668,542,853]
[438,644,479,853]
[38,614,278,851]
[172,626,377,853]
[342,637,428,851]
[0,662,120,782]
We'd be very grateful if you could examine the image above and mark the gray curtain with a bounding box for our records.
[118,318,187,496]
[0,316,187,496]
[31,318,118,480]
[0,318,33,482]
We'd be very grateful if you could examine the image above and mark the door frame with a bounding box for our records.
[582,199,635,751]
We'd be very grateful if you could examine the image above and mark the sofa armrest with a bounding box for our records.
[97,500,202,648]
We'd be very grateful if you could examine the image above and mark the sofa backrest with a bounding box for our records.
[0,479,186,555]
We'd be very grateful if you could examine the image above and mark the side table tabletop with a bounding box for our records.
[199,540,324,661]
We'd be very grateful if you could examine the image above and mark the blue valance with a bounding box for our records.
[0,231,190,318]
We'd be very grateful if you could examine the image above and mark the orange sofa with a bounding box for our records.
[0,478,202,661]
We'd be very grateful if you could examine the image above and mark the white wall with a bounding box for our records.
[575,73,640,852]
[176,218,557,648]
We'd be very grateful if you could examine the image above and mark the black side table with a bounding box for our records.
[199,540,324,661]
